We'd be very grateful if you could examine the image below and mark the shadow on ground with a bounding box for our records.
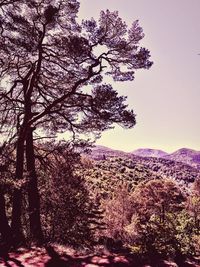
[45,246,200,267]
[0,245,199,267]
[45,245,133,267]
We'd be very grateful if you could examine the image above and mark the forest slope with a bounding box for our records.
[82,147,200,196]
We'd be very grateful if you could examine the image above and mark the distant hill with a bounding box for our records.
[90,146,200,170]
[163,148,200,170]
[132,148,168,158]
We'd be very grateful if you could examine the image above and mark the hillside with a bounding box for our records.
[82,150,200,197]
[163,148,200,170]
[130,147,200,170]
[90,145,129,160]
[90,146,200,170]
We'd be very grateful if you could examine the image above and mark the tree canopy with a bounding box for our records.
[0,0,152,142]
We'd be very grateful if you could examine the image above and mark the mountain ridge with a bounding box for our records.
[132,148,168,158]
[91,145,200,170]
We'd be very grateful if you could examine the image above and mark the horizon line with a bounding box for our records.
[95,144,200,154]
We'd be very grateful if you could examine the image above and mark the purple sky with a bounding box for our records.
[78,0,200,152]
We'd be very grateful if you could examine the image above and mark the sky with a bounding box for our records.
[78,0,200,153]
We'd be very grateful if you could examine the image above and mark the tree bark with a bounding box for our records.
[26,128,43,244]
[0,187,13,245]
[11,133,25,246]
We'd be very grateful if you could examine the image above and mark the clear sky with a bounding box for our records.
[78,0,200,153]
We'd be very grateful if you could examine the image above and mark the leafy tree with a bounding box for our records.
[128,179,189,257]
[37,142,103,246]
[187,192,200,231]
[0,0,152,245]
[132,179,184,224]
[101,183,133,242]
[186,179,200,254]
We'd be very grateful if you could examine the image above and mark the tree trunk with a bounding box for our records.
[11,133,25,246]
[0,187,13,245]
[161,204,165,223]
[26,128,43,244]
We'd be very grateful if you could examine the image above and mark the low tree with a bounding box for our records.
[36,142,104,246]
[132,179,184,223]
[101,183,133,242]
[186,180,200,254]
[187,192,200,231]
[127,179,187,257]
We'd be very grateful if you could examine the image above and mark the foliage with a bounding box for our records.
[131,179,185,223]
[81,155,200,200]
[127,180,199,257]
[0,0,153,141]
[37,143,103,246]
[90,172,200,257]
[101,184,133,241]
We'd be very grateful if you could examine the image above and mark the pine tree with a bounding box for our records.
[0,0,152,245]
